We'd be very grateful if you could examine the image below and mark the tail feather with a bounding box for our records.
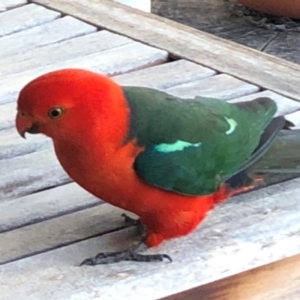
[226,117,300,190]
[252,129,300,174]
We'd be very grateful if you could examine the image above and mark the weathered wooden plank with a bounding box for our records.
[1,178,300,299]
[165,74,259,100]
[0,128,51,160]
[115,59,216,89]
[0,16,96,59]
[114,0,151,12]
[0,4,60,37]
[0,183,99,233]
[0,149,70,201]
[162,254,300,300]
[32,0,300,102]
[229,90,300,117]
[0,30,133,77]
[0,204,128,264]
[0,102,16,131]
[0,0,26,11]
[0,42,168,106]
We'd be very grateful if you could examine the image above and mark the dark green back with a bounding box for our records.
[123,86,277,195]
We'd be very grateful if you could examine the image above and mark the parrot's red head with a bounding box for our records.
[15,68,128,142]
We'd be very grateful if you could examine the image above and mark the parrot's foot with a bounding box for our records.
[121,213,144,235]
[80,242,172,266]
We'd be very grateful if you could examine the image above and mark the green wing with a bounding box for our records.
[123,86,277,195]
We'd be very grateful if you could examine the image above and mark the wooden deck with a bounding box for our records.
[1,0,300,299]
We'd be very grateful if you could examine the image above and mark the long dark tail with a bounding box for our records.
[252,129,300,174]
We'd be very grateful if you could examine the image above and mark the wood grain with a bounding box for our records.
[0,16,96,59]
[162,254,300,300]
[0,128,51,160]
[0,30,133,77]
[115,59,216,89]
[0,4,60,37]
[0,102,17,131]
[0,203,129,264]
[32,0,300,102]
[1,178,300,299]
[0,182,100,233]
[0,0,26,10]
[0,149,70,201]
[165,74,259,100]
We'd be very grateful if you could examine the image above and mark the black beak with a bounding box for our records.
[26,123,40,134]
[19,123,40,139]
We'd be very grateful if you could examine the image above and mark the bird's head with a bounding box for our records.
[15,68,126,141]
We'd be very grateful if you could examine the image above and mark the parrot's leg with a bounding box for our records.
[121,213,141,226]
[121,213,144,235]
[79,242,172,266]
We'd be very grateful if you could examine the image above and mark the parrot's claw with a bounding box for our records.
[79,243,172,266]
[80,251,172,266]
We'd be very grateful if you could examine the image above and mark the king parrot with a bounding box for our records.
[15,69,300,265]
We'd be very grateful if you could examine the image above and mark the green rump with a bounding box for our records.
[123,86,277,196]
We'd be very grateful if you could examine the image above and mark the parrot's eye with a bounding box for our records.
[48,107,65,119]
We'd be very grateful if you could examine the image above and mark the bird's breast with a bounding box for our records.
[53,138,147,211]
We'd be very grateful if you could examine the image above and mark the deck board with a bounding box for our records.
[1,179,300,300]
[0,149,70,201]
[0,4,60,37]
[0,183,99,233]
[0,30,133,76]
[0,204,128,264]
[115,59,216,89]
[0,128,51,160]
[0,16,96,59]
[165,74,259,100]
[0,0,27,10]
